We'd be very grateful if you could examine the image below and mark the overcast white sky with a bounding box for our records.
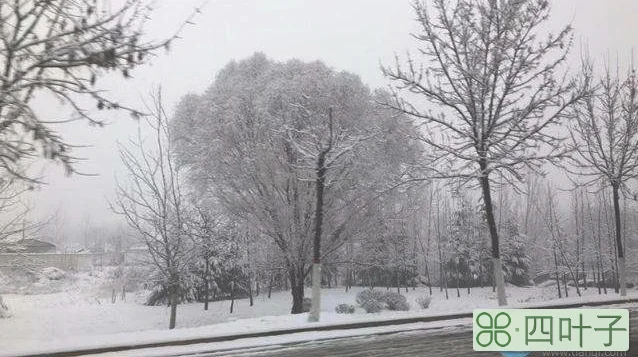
[25,0,638,245]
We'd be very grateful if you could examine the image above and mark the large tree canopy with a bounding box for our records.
[171,53,421,313]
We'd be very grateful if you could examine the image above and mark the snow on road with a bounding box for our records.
[90,320,473,357]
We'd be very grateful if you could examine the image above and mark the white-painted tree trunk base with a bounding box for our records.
[308,263,321,322]
[493,258,508,306]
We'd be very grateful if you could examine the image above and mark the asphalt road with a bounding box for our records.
[188,310,638,357]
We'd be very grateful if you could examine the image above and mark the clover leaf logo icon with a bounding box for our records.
[476,312,512,347]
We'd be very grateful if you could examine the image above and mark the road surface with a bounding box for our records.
[187,310,638,357]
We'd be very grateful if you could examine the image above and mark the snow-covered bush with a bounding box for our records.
[415,295,431,309]
[357,289,386,313]
[41,267,65,280]
[144,277,198,306]
[383,291,410,311]
[335,303,356,314]
[361,298,383,313]
[302,297,312,312]
[356,288,384,306]
[0,296,9,318]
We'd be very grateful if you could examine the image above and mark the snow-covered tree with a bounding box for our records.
[112,90,193,330]
[446,192,484,294]
[171,54,421,314]
[501,218,531,286]
[0,0,202,319]
[566,60,638,297]
[0,0,201,180]
[382,0,588,305]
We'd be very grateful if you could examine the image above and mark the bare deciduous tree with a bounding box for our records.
[0,0,202,319]
[0,176,50,318]
[566,60,638,297]
[0,178,43,243]
[382,0,587,305]
[112,90,191,329]
[287,106,377,321]
[0,0,202,181]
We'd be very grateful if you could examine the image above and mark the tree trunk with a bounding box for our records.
[290,282,304,314]
[436,202,445,295]
[479,168,507,306]
[595,268,601,295]
[491,271,496,292]
[284,273,289,291]
[349,267,354,291]
[405,269,409,293]
[169,297,177,330]
[229,280,235,314]
[268,272,274,299]
[309,139,328,322]
[596,204,607,294]
[582,263,588,291]
[612,185,627,296]
[345,267,350,292]
[255,272,260,296]
[290,268,305,314]
[309,263,321,321]
[248,276,254,307]
[455,262,461,298]
[601,258,608,294]
[425,260,432,295]
[203,257,209,311]
[554,249,562,299]
[169,278,178,329]
[444,268,449,300]
[580,191,588,290]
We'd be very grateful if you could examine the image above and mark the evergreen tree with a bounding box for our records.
[501,219,532,286]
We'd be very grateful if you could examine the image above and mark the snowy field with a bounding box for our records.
[1,266,637,356]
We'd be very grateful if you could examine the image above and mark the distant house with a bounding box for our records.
[0,239,57,253]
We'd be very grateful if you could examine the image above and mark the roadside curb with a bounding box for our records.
[17,297,638,357]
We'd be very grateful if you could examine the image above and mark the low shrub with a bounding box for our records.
[0,296,9,318]
[383,291,410,311]
[356,288,385,306]
[415,295,432,309]
[361,298,383,313]
[335,303,356,314]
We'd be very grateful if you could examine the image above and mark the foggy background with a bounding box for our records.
[25,0,638,249]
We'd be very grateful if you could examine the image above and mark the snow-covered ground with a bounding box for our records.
[1,267,637,356]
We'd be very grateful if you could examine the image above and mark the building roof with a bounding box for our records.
[0,239,57,253]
